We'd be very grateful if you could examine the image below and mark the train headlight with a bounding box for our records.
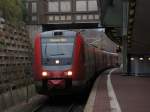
[55,60,60,64]
[67,71,72,76]
[65,70,72,76]
[42,71,48,77]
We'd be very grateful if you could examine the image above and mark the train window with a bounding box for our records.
[42,43,73,57]
[41,37,75,66]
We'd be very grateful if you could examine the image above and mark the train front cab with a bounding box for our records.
[33,31,86,95]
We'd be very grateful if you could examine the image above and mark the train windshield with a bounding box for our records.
[41,36,75,67]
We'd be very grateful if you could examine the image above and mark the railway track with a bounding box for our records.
[66,103,84,112]
[34,95,85,112]
[32,79,93,112]
[34,103,84,112]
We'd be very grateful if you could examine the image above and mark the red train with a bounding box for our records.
[33,30,118,95]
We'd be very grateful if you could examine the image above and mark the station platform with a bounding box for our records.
[84,68,150,112]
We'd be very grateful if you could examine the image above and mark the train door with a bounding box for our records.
[89,47,95,76]
[107,54,111,67]
[84,44,90,81]
[87,47,93,78]
[102,53,106,69]
[93,48,96,73]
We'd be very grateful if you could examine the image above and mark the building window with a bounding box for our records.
[54,16,59,21]
[60,1,71,12]
[76,1,87,11]
[48,2,59,12]
[88,15,94,20]
[49,16,54,21]
[76,15,81,20]
[88,0,98,11]
[94,15,99,19]
[31,2,37,13]
[60,16,66,20]
[32,16,37,21]
[82,15,87,20]
[26,3,28,9]
[66,16,71,20]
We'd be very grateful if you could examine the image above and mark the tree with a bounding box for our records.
[0,0,26,24]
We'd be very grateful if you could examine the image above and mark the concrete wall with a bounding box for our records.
[27,25,42,46]
[0,84,36,111]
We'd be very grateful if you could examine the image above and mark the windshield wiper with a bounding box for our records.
[50,53,64,56]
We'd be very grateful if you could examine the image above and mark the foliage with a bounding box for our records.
[0,0,26,25]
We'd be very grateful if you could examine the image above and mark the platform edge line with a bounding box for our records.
[83,76,100,112]
[107,68,122,112]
